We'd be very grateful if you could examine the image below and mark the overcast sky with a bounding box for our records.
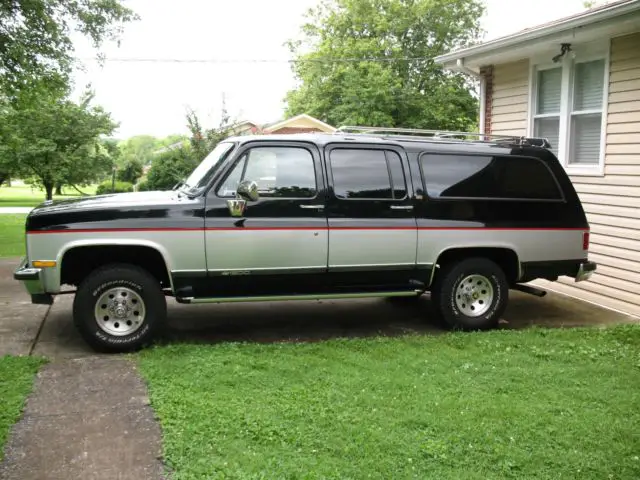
[71,0,589,139]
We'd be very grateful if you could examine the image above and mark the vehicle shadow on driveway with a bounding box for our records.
[32,290,638,358]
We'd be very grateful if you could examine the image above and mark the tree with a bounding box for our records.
[146,146,198,191]
[186,105,232,163]
[117,158,144,184]
[144,106,234,191]
[1,89,117,200]
[285,0,485,131]
[0,0,138,99]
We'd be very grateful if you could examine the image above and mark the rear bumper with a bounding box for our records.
[520,259,597,283]
[13,257,53,304]
[575,260,597,282]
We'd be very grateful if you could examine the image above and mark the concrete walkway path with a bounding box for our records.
[0,207,33,214]
[0,258,165,480]
[0,357,165,480]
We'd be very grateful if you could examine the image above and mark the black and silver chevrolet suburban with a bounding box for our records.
[14,126,596,352]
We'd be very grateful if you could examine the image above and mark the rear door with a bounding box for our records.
[324,143,417,272]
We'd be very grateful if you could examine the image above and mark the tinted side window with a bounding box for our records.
[420,153,563,200]
[217,146,317,198]
[330,149,406,199]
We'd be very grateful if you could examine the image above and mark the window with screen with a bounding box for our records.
[217,146,317,198]
[531,54,607,171]
[569,59,605,165]
[330,149,406,199]
[421,153,563,201]
[533,67,562,156]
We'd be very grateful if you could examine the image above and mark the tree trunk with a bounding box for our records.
[55,183,63,196]
[0,172,8,189]
[44,182,54,201]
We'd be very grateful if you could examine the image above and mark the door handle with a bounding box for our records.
[300,204,324,209]
[390,205,413,210]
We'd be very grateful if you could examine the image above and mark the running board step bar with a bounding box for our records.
[176,290,423,304]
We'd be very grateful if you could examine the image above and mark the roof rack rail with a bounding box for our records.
[335,125,551,149]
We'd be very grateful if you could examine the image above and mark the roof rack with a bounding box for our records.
[334,126,551,149]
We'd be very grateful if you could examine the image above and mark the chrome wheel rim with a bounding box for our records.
[94,287,146,336]
[455,274,493,317]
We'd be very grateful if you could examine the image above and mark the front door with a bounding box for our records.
[204,142,328,293]
[324,144,418,282]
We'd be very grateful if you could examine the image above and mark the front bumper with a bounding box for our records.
[575,261,597,282]
[13,257,53,304]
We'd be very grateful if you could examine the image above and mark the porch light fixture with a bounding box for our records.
[552,43,573,63]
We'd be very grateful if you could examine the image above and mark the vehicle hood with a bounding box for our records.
[29,191,185,216]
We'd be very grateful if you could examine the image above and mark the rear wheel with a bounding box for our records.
[432,257,508,331]
[73,263,167,352]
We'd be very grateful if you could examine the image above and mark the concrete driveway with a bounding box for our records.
[1,257,636,359]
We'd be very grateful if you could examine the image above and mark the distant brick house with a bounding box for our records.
[232,114,336,135]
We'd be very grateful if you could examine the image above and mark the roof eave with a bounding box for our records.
[435,0,640,66]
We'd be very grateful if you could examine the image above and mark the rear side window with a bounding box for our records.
[420,153,563,201]
[330,149,406,199]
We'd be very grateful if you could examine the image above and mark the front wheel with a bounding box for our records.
[432,258,508,331]
[73,263,167,352]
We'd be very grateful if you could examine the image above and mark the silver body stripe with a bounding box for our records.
[26,227,587,293]
[27,231,205,293]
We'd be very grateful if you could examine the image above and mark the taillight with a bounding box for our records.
[583,231,590,250]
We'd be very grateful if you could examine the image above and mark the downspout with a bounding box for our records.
[456,58,485,137]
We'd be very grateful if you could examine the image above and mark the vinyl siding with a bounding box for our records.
[488,33,640,317]
[490,60,530,135]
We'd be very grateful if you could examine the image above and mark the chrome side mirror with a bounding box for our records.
[226,180,259,217]
[226,199,246,217]
[236,180,259,202]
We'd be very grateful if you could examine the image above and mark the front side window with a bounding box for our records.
[532,56,607,171]
[330,149,406,199]
[217,146,317,198]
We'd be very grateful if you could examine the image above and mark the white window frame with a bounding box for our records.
[528,43,610,176]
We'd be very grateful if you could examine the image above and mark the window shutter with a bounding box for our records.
[537,68,562,114]
[573,60,605,111]
[570,114,602,164]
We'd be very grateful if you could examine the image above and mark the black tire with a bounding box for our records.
[73,263,167,353]
[431,257,508,331]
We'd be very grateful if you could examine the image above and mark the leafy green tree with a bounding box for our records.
[1,90,117,200]
[117,159,144,184]
[285,0,485,131]
[118,135,160,166]
[186,107,232,163]
[146,146,198,191]
[0,0,138,99]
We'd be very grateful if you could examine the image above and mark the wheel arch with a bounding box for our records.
[57,240,174,292]
[429,245,521,288]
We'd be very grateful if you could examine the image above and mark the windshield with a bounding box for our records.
[182,141,235,192]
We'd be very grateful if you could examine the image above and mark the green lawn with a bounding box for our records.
[0,215,27,258]
[139,325,640,480]
[0,184,97,207]
[0,356,46,461]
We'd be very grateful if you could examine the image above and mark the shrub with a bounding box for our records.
[136,180,150,191]
[146,146,198,191]
[96,180,134,195]
[116,159,144,184]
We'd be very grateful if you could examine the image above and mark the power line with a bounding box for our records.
[75,56,433,64]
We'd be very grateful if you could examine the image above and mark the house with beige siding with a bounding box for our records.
[435,0,640,317]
